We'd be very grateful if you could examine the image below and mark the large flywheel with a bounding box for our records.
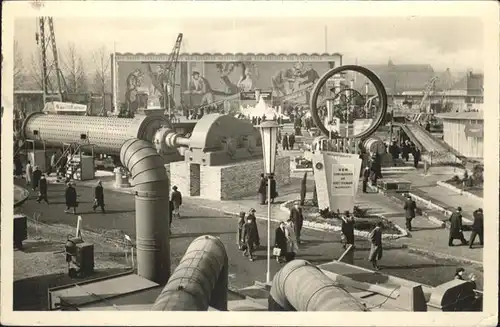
[309,65,388,140]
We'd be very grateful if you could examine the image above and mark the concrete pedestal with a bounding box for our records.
[169,157,291,201]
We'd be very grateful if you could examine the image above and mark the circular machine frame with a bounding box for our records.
[309,65,388,140]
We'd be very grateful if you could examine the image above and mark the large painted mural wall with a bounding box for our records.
[115,54,341,111]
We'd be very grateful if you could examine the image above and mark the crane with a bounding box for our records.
[143,33,183,116]
[418,76,438,114]
[35,17,68,104]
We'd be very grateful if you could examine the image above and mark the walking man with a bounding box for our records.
[258,174,267,205]
[289,202,303,244]
[340,210,355,248]
[64,182,78,214]
[403,194,417,232]
[243,215,259,261]
[281,133,289,151]
[469,208,483,248]
[32,166,42,191]
[36,174,49,204]
[274,221,288,263]
[368,221,383,270]
[289,133,296,150]
[170,186,183,218]
[92,180,105,213]
[448,207,468,246]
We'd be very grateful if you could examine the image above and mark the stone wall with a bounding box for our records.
[170,156,290,200]
[200,156,290,201]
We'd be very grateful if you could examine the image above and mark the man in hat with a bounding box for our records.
[32,166,42,191]
[469,208,483,248]
[403,194,417,232]
[36,174,49,204]
[247,208,260,247]
[170,186,183,219]
[92,180,105,213]
[185,70,214,106]
[448,207,468,246]
[289,202,303,244]
[65,182,78,214]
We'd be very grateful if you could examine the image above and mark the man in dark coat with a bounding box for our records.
[14,154,23,177]
[289,203,303,244]
[269,177,278,203]
[281,133,289,151]
[258,174,267,205]
[448,207,468,246]
[274,221,288,263]
[289,134,296,150]
[32,166,42,191]
[368,221,383,270]
[362,166,370,193]
[340,211,355,248]
[247,208,260,247]
[170,186,183,218]
[36,174,49,204]
[92,180,105,213]
[469,208,483,248]
[413,148,421,168]
[243,214,259,261]
[64,182,78,214]
[403,194,417,231]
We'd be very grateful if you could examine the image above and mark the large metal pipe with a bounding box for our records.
[22,112,170,155]
[269,260,365,311]
[151,235,228,311]
[120,139,170,284]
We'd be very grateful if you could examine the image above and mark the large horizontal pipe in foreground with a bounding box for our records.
[151,235,228,311]
[269,260,365,311]
[120,139,170,284]
[22,112,171,155]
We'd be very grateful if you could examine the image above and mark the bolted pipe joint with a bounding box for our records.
[151,235,229,311]
[269,259,366,312]
[120,139,171,285]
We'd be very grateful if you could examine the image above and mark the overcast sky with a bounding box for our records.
[14,16,483,72]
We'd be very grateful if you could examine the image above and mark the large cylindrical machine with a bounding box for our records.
[152,235,228,311]
[120,139,170,284]
[269,260,365,311]
[22,112,171,155]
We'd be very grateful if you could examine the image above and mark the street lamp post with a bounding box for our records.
[258,119,279,284]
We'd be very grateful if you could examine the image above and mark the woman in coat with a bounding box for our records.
[368,221,383,270]
[64,182,78,214]
[236,211,246,250]
[274,221,288,263]
[284,218,299,262]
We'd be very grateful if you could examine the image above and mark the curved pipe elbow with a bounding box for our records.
[120,139,169,194]
[152,235,229,311]
[270,260,365,312]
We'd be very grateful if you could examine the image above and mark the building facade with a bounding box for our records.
[112,52,343,112]
[436,112,484,159]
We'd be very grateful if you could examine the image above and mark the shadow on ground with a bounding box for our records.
[13,267,131,311]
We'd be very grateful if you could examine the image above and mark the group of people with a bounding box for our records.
[388,140,421,168]
[448,206,484,249]
[236,202,304,263]
[280,132,296,151]
[257,174,278,205]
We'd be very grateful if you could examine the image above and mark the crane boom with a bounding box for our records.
[36,17,65,103]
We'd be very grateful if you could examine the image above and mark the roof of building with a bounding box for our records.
[435,111,484,120]
[114,52,343,61]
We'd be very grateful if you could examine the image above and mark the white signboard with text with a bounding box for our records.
[353,119,373,136]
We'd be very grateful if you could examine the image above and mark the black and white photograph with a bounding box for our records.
[1,1,498,326]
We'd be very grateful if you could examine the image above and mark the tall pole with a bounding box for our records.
[266,176,272,283]
[324,25,328,53]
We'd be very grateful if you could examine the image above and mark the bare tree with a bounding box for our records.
[14,40,26,90]
[28,52,44,90]
[91,46,111,111]
[61,42,88,93]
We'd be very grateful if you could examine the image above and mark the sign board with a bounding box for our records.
[310,152,362,213]
[44,101,88,113]
[464,123,483,138]
[240,91,272,101]
[353,119,373,136]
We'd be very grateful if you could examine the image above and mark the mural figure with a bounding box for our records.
[271,62,319,97]
[147,64,176,109]
[184,71,215,106]
[237,65,254,92]
[216,63,239,94]
[125,69,145,112]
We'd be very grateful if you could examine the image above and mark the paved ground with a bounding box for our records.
[14,179,483,299]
